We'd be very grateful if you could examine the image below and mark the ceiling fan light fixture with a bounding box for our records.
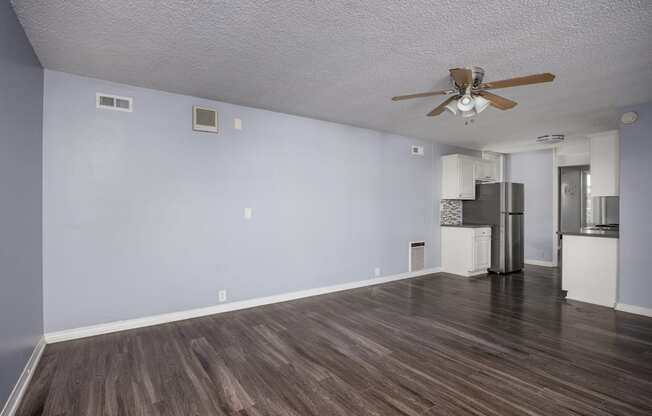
[474,95,490,114]
[457,95,474,112]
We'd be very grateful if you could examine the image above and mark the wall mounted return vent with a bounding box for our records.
[96,93,133,112]
[411,145,425,156]
[409,241,425,272]
[193,106,219,133]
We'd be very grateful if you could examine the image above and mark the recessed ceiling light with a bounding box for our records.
[620,111,638,125]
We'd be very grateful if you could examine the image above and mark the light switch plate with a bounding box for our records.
[234,118,242,130]
[244,207,252,220]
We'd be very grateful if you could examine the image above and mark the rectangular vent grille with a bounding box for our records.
[536,134,564,144]
[193,106,219,133]
[409,241,425,272]
[96,93,133,112]
[411,145,424,156]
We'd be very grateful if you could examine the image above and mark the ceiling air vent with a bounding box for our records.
[536,134,564,145]
[96,93,133,112]
[193,106,219,133]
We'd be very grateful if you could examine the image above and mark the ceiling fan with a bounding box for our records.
[391,67,555,118]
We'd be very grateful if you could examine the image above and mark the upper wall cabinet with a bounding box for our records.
[475,159,499,183]
[442,154,476,199]
[589,130,620,197]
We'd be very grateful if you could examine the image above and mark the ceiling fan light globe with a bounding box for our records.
[457,95,474,112]
[445,100,458,115]
[474,95,490,114]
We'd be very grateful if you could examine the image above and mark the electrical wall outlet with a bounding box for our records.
[218,290,227,302]
[374,267,381,277]
[234,118,242,130]
[244,207,252,220]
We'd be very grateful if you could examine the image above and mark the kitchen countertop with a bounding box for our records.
[441,224,492,228]
[560,228,619,239]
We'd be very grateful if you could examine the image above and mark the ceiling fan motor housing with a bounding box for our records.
[451,66,485,90]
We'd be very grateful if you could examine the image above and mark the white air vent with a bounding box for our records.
[193,106,219,133]
[96,93,133,112]
[409,241,425,272]
[536,134,564,145]
[411,145,424,156]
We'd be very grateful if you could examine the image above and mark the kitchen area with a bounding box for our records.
[439,153,525,277]
[438,129,622,310]
[558,130,620,307]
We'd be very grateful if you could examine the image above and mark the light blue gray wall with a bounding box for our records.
[0,2,44,407]
[42,70,477,332]
[619,102,652,310]
[506,150,554,262]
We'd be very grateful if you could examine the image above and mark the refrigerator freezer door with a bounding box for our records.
[505,213,524,272]
[560,167,583,233]
[503,182,525,214]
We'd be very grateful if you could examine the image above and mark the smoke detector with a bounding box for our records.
[536,134,565,145]
[620,111,638,125]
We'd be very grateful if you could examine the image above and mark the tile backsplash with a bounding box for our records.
[440,200,462,225]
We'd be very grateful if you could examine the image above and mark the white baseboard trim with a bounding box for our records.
[0,337,46,416]
[45,267,442,344]
[566,295,616,309]
[525,259,555,267]
[615,303,652,318]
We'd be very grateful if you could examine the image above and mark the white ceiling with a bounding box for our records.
[12,0,652,149]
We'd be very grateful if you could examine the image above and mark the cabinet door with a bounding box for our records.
[475,160,498,182]
[441,156,459,199]
[473,236,491,270]
[474,160,486,180]
[485,161,498,181]
[590,131,619,196]
[459,157,476,199]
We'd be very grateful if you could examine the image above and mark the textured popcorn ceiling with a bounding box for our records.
[12,0,652,148]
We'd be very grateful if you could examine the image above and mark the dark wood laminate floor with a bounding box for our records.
[17,266,652,415]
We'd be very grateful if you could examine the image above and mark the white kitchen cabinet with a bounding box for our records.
[441,154,476,199]
[589,130,620,197]
[475,159,499,183]
[473,234,492,270]
[441,226,491,277]
[562,234,618,307]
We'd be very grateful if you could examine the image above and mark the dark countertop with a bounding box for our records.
[560,228,619,239]
[441,224,492,228]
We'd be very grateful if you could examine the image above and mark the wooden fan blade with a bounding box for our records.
[478,91,517,110]
[427,96,456,117]
[449,68,473,88]
[479,73,555,90]
[391,90,449,101]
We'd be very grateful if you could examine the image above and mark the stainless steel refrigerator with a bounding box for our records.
[463,183,524,273]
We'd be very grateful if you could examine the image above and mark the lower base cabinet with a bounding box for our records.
[562,235,618,307]
[442,226,491,277]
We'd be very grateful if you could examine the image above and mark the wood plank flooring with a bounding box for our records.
[16,266,652,415]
